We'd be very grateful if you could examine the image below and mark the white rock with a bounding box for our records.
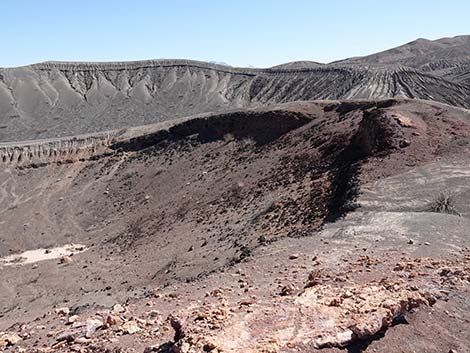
[112,304,125,313]
[68,315,79,324]
[0,332,22,347]
[55,307,70,316]
[120,320,141,335]
[85,318,103,338]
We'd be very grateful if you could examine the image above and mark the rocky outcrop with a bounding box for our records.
[0,133,113,166]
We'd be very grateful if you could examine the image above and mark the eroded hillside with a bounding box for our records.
[0,50,470,142]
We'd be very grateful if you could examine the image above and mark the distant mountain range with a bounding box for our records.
[0,35,469,142]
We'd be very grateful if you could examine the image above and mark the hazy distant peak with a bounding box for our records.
[271,61,324,69]
[208,61,231,67]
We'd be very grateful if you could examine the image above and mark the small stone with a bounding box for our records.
[60,255,73,264]
[68,315,79,324]
[289,254,300,260]
[85,318,103,338]
[147,310,160,319]
[239,299,255,306]
[407,239,414,244]
[279,284,295,296]
[120,320,140,335]
[328,298,342,307]
[55,307,70,316]
[75,337,90,344]
[112,304,125,313]
[203,342,217,351]
[305,269,322,288]
[169,316,185,342]
[106,314,123,327]
[136,318,147,325]
[181,342,190,353]
[399,139,410,148]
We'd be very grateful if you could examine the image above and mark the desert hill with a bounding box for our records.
[339,35,470,69]
[0,35,469,142]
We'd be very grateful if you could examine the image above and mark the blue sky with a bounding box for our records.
[1,0,469,68]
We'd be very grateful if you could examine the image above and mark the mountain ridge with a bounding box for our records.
[0,35,469,143]
[5,34,469,70]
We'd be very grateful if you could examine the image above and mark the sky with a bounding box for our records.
[1,0,469,68]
